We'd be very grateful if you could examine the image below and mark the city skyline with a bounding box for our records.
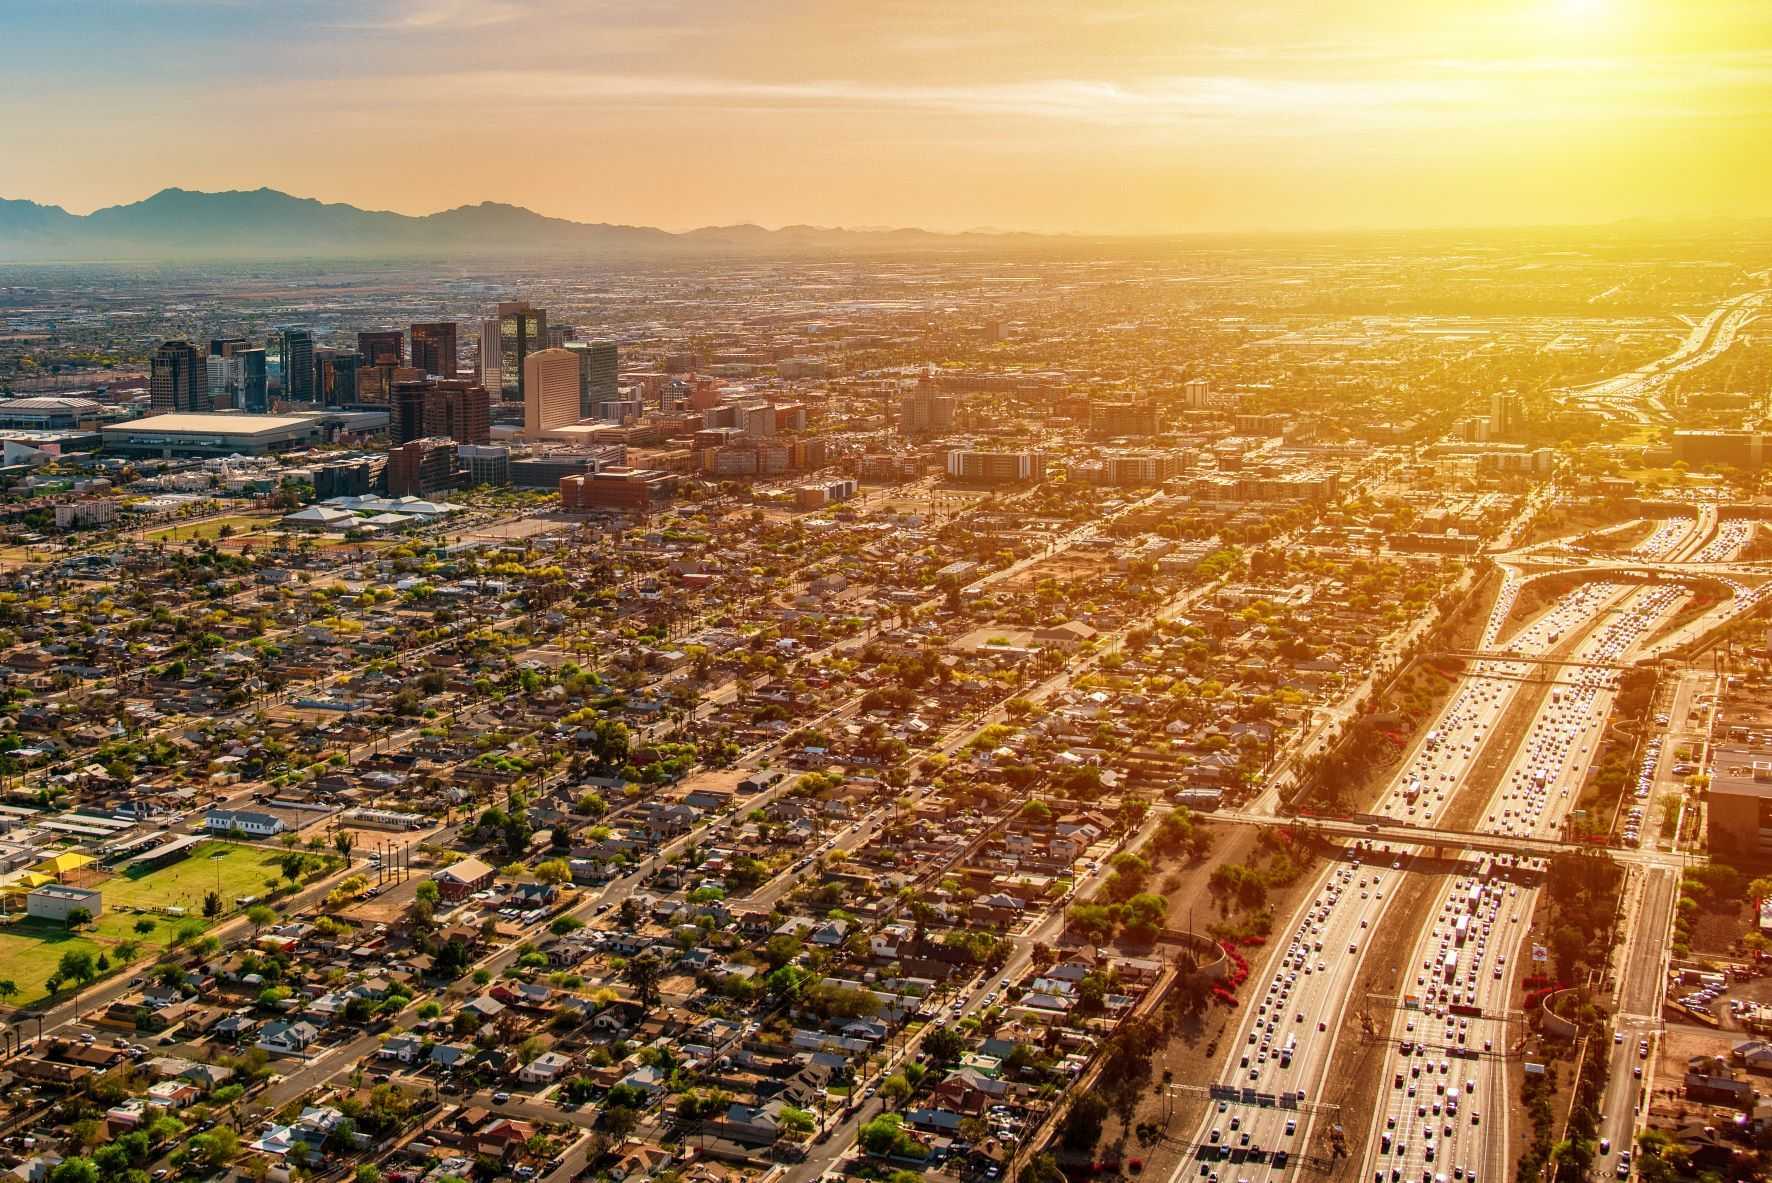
[3,0,1771,235]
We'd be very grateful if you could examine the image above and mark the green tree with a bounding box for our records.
[602,1105,640,1142]
[623,950,664,1011]
[1060,1092,1108,1151]
[47,1160,99,1183]
[923,1026,967,1065]
[188,1126,239,1166]
[859,1113,911,1157]
[57,949,97,989]
[534,858,572,886]
[881,1074,911,1105]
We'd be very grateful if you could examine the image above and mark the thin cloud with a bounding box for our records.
[405,69,1488,129]
[331,0,533,31]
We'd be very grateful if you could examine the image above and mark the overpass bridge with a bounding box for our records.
[1211,810,1605,860]
[1434,649,1642,671]
[1498,556,1771,583]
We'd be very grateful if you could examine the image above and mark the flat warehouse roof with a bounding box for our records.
[103,413,315,435]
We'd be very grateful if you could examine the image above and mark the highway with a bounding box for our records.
[1564,290,1768,424]
[1361,509,1743,1183]
[1167,517,1690,1183]
[1170,510,1720,1183]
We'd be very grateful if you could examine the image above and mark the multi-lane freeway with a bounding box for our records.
[1565,290,1768,424]
[1173,506,1746,1183]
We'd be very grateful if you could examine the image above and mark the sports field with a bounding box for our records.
[0,841,310,1004]
[139,514,276,544]
[0,911,177,1005]
[105,841,293,913]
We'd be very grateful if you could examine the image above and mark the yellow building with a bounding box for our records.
[523,347,583,438]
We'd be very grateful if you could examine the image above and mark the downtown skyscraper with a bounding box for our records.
[279,328,316,401]
[150,340,211,413]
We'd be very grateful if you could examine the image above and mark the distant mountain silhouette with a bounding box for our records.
[0,186,1051,260]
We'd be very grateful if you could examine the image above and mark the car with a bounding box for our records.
[492,1091,512,1103]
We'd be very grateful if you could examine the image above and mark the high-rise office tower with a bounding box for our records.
[478,319,502,392]
[358,330,405,368]
[150,341,210,413]
[1489,392,1522,438]
[523,347,582,437]
[565,340,619,419]
[410,322,458,378]
[203,337,251,409]
[357,362,417,405]
[237,348,268,412]
[206,353,240,409]
[546,323,575,349]
[279,328,316,401]
[395,378,492,446]
[393,381,429,446]
[314,349,363,407]
[497,301,547,402]
[429,380,491,446]
[899,390,956,435]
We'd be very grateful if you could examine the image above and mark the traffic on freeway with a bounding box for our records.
[1364,510,1745,1183]
[1176,509,1729,1183]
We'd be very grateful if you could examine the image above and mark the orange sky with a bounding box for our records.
[3,0,1771,233]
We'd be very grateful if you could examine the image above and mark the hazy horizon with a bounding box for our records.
[4,0,1771,236]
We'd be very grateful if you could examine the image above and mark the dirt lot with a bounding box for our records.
[992,551,1110,592]
[1515,502,1638,553]
[1576,519,1657,556]
[1646,1023,1742,1129]
[1688,905,1753,959]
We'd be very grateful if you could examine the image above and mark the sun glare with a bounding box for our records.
[1553,0,1609,20]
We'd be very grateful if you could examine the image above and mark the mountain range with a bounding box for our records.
[0,187,1053,261]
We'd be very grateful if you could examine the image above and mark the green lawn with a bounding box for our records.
[0,842,320,1004]
[0,913,175,1005]
[104,841,291,913]
[140,515,275,544]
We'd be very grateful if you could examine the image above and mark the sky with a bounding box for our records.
[2,0,1771,235]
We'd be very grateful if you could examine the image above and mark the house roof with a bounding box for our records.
[436,856,495,884]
